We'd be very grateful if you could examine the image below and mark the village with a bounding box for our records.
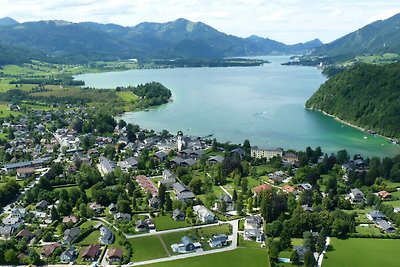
[1,104,400,267]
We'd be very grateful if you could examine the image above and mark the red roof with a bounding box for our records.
[253,184,273,194]
[378,191,391,199]
[283,185,295,193]
[42,243,61,257]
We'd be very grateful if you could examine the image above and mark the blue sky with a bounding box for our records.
[1,0,399,44]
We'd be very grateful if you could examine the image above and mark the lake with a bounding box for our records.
[76,56,400,158]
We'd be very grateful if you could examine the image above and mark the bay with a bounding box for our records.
[75,56,400,158]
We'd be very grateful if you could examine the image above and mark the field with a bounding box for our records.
[76,230,100,245]
[141,247,269,267]
[0,103,21,118]
[116,91,138,102]
[154,214,191,231]
[129,235,169,262]
[323,238,400,267]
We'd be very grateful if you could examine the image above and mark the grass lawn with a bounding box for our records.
[323,238,400,267]
[238,235,265,248]
[0,103,21,118]
[256,165,276,175]
[80,220,100,229]
[154,214,191,231]
[117,91,138,102]
[141,247,269,267]
[355,225,382,235]
[129,235,169,262]
[53,184,79,193]
[76,230,100,245]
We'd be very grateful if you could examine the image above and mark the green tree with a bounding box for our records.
[165,193,172,211]
[290,249,301,266]
[304,250,316,267]
[158,183,166,209]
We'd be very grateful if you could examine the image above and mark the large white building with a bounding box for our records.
[251,146,283,160]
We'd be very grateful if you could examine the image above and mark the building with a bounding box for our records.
[99,226,114,244]
[114,213,131,221]
[63,215,79,224]
[243,228,264,242]
[209,234,229,248]
[0,226,14,239]
[349,188,364,203]
[81,244,101,261]
[251,147,283,160]
[172,209,185,221]
[15,229,34,240]
[367,210,386,221]
[171,236,201,253]
[98,156,116,175]
[107,247,123,263]
[173,182,195,202]
[377,220,396,233]
[42,243,61,257]
[253,184,272,194]
[193,205,215,223]
[63,227,80,245]
[60,246,78,263]
[16,167,36,178]
[244,215,263,230]
[208,155,225,164]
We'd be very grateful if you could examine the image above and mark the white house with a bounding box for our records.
[193,205,215,223]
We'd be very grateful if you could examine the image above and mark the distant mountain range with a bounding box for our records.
[312,13,400,61]
[0,17,322,64]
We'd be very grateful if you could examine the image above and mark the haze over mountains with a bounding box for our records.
[312,13,400,61]
[0,17,322,63]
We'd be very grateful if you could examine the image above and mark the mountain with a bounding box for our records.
[0,17,19,26]
[306,62,400,138]
[312,13,400,61]
[0,43,47,66]
[0,17,322,63]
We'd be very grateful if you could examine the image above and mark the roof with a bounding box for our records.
[182,236,193,246]
[211,234,228,242]
[253,184,272,194]
[99,156,116,172]
[173,182,188,193]
[378,220,395,232]
[42,243,61,257]
[173,209,184,218]
[182,158,197,166]
[177,191,195,200]
[208,155,225,163]
[82,244,101,258]
[125,157,138,167]
[107,247,123,258]
[99,226,114,244]
[231,147,246,156]
[283,185,295,193]
[16,228,34,239]
[368,210,386,220]
[350,188,363,196]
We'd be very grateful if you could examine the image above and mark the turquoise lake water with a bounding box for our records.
[76,56,400,158]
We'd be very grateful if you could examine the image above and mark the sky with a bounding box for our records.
[0,0,400,44]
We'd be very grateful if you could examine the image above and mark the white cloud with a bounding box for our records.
[0,0,399,43]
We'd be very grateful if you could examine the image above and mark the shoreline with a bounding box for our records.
[307,107,397,143]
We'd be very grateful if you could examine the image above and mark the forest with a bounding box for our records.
[306,62,400,138]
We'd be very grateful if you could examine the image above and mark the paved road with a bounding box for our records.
[125,219,239,266]
[317,236,331,267]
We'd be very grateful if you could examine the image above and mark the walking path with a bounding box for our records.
[317,236,331,267]
[157,234,171,257]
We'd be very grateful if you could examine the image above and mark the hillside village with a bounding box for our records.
[1,104,400,267]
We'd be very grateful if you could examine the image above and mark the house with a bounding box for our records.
[99,226,114,244]
[63,227,81,245]
[377,191,392,200]
[253,184,272,194]
[298,183,313,191]
[293,245,308,261]
[0,226,14,239]
[125,157,138,169]
[244,215,263,230]
[209,234,229,248]
[154,151,168,162]
[107,247,123,263]
[35,200,49,210]
[16,167,35,178]
[282,152,298,164]
[231,147,246,158]
[367,210,386,222]
[89,202,104,213]
[42,243,61,257]
[193,205,215,223]
[250,147,283,160]
[216,194,234,212]
[114,213,131,221]
[15,229,34,240]
[63,215,79,224]
[171,236,200,253]
[11,207,27,219]
[172,209,185,221]
[349,188,364,203]
[2,217,22,228]
[393,207,400,213]
[377,220,396,233]
[81,244,101,261]
[302,205,313,212]
[163,169,175,180]
[149,196,160,209]
[98,156,116,175]
[282,185,296,194]
[170,156,184,166]
[243,229,265,242]
[108,203,117,214]
[158,178,176,189]
[135,220,149,232]
[173,182,195,202]
[208,155,225,164]
[60,246,78,263]
[181,158,197,167]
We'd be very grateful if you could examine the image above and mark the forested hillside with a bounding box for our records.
[306,63,400,138]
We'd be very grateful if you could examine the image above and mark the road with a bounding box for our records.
[124,219,239,266]
[317,236,331,267]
